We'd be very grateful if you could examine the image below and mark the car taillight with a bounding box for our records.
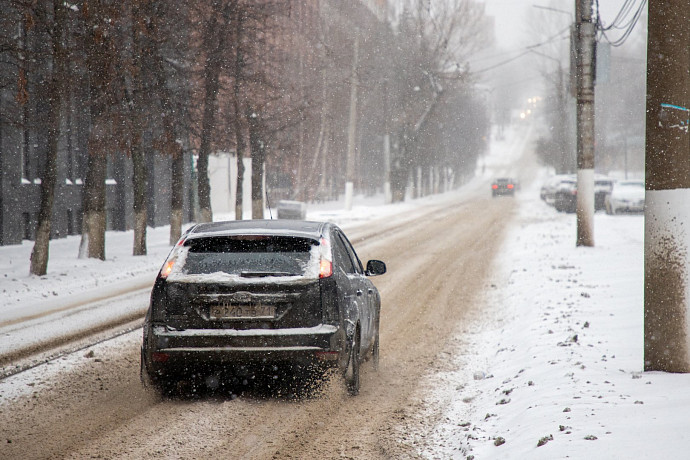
[492,184,498,189]
[318,237,333,278]
[319,259,333,278]
[507,184,514,189]
[159,238,185,279]
[160,259,176,279]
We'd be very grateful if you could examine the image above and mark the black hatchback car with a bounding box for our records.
[140,220,386,396]
[491,178,517,197]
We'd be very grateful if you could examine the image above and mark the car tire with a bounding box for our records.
[345,332,360,396]
[140,349,178,398]
[140,352,162,394]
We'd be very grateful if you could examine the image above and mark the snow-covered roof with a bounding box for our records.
[185,219,329,241]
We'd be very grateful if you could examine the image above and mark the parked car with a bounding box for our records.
[605,180,645,214]
[541,174,575,205]
[492,177,517,197]
[554,178,578,213]
[277,200,307,220]
[594,176,615,211]
[550,174,614,213]
[141,220,386,396]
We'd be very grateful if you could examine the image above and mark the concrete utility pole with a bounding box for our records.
[574,0,595,247]
[644,0,690,372]
[344,34,359,211]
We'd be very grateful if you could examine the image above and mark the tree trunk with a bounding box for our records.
[170,147,184,244]
[30,0,67,276]
[251,158,263,219]
[248,112,264,219]
[80,0,115,261]
[128,2,150,256]
[131,142,147,255]
[344,34,359,211]
[146,7,186,244]
[235,153,244,220]
[197,3,226,224]
[83,148,107,261]
[232,3,246,220]
[318,124,330,200]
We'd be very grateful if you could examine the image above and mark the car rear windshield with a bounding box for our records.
[181,235,317,277]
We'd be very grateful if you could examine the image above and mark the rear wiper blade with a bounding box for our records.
[239,271,299,278]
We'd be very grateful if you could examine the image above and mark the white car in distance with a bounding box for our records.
[605,180,645,215]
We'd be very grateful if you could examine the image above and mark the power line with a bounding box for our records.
[597,0,647,47]
[600,0,635,31]
[474,25,571,74]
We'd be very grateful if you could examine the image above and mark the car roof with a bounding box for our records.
[184,220,330,240]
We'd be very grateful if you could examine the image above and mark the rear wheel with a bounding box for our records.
[140,352,164,396]
[345,333,360,396]
[140,349,180,398]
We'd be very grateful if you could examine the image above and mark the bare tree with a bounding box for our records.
[123,0,151,255]
[388,0,491,200]
[194,0,231,223]
[230,0,248,220]
[225,0,294,219]
[30,0,69,275]
[79,0,126,260]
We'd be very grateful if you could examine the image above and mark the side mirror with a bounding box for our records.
[365,260,386,276]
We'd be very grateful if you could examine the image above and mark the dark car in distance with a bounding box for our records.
[553,175,615,213]
[140,220,386,396]
[491,177,517,197]
[554,178,578,213]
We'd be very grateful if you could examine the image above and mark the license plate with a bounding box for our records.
[210,304,275,319]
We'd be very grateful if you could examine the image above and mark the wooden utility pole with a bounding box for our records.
[575,0,595,247]
[644,0,690,372]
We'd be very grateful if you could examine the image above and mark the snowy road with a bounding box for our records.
[0,176,521,459]
[3,122,685,459]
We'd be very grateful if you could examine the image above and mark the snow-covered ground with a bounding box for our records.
[1,123,687,458]
[418,176,688,459]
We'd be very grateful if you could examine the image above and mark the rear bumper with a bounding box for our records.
[143,324,345,375]
[613,203,644,212]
